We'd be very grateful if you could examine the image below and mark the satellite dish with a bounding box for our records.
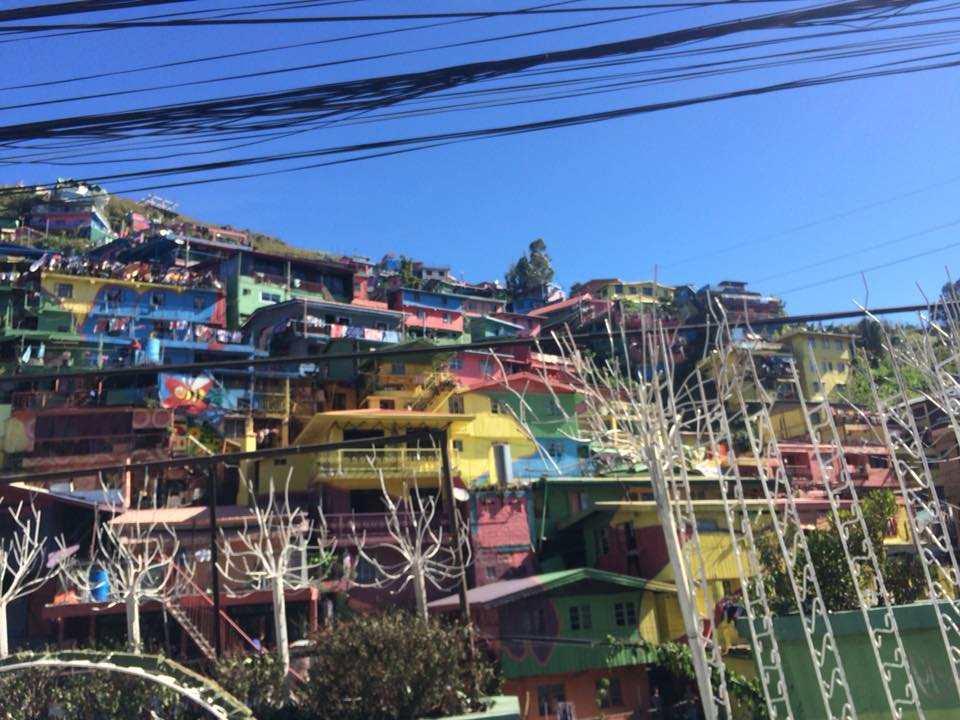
[453,487,470,503]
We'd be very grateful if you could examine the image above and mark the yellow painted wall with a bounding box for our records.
[595,281,674,305]
[455,393,539,487]
[785,332,852,401]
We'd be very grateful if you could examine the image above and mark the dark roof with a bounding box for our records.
[429,568,675,610]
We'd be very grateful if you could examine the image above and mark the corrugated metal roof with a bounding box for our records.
[429,568,675,610]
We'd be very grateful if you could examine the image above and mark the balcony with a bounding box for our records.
[325,511,447,544]
[314,447,449,478]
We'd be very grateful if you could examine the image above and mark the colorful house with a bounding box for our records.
[779,330,853,401]
[220,249,354,328]
[387,288,468,341]
[430,568,682,720]
[15,270,260,367]
[454,372,590,483]
[575,279,675,308]
[28,180,113,245]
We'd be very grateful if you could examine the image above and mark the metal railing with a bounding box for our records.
[314,447,447,476]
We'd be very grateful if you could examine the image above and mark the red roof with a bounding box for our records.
[526,294,595,317]
[468,371,577,395]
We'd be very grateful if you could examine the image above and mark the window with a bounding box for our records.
[390,361,405,375]
[808,338,817,349]
[596,679,623,708]
[448,356,464,371]
[522,608,546,634]
[837,361,846,373]
[452,439,464,452]
[614,601,637,626]
[823,338,830,349]
[56,283,73,299]
[486,566,497,579]
[479,359,494,377]
[643,286,653,296]
[416,310,427,320]
[569,604,592,631]
[537,685,565,717]
[105,289,121,304]
[836,340,845,351]
[193,295,205,310]
[260,291,281,303]
[812,382,822,393]
[273,458,287,466]
[615,284,623,293]
[468,303,477,311]
[809,360,817,373]
[442,313,451,324]
[151,292,164,307]
[448,396,465,414]
[355,557,380,583]
[490,398,501,414]
[242,288,251,296]
[628,286,638,295]
[545,400,562,417]
[594,527,609,556]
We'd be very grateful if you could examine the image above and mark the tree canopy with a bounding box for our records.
[505,239,554,296]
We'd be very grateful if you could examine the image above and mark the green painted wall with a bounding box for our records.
[498,590,662,679]
[741,602,960,719]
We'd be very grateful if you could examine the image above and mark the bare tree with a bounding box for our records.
[350,467,471,622]
[218,471,337,674]
[0,500,57,657]
[56,508,180,653]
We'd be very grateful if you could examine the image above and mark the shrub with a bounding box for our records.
[0,666,203,719]
[301,611,498,720]
[213,653,294,720]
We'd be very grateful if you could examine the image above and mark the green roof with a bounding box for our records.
[429,567,675,610]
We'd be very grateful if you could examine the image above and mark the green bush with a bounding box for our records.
[213,653,294,720]
[301,611,499,720]
[0,666,204,720]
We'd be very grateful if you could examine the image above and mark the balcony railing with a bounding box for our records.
[325,511,446,542]
[314,447,448,477]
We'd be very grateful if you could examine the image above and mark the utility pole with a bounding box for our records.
[437,430,471,624]
[207,466,222,658]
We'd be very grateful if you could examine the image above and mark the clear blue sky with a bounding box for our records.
[3,0,960,316]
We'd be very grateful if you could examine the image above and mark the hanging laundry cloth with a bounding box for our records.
[346,326,364,339]
[363,328,384,341]
[328,324,346,338]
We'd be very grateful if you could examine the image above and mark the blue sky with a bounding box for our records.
[3,0,960,315]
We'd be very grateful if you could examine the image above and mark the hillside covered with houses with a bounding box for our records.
[0,178,955,719]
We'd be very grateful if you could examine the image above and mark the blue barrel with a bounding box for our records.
[89,566,109,603]
[145,336,162,365]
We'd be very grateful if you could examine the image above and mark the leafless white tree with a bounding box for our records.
[56,507,180,653]
[218,470,337,674]
[0,500,57,657]
[350,467,470,622]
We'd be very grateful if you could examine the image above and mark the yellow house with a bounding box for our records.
[359,344,457,412]
[584,279,675,306]
[241,398,541,505]
[780,330,853,401]
[240,409,469,503]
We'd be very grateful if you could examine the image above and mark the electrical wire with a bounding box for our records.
[0,302,935,385]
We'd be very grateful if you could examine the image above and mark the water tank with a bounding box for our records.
[493,444,513,486]
[89,566,109,603]
[145,336,162,365]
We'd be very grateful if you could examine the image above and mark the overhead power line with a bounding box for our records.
[0,0,931,144]
[0,2,826,31]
